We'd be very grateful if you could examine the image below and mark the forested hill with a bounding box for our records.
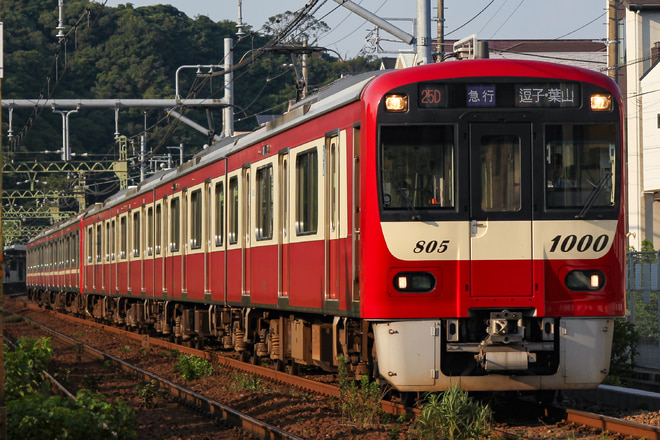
[2,0,379,163]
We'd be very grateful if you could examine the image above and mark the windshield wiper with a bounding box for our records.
[395,184,422,221]
[575,171,612,219]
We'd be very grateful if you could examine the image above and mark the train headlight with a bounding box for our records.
[393,272,436,293]
[385,94,408,112]
[590,94,612,111]
[565,270,606,291]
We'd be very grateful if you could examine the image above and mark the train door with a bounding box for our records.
[469,123,533,297]
[167,195,182,297]
[278,150,290,298]
[242,166,251,296]
[325,132,341,301]
[154,201,164,297]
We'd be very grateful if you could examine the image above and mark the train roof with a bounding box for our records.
[194,71,385,165]
[96,71,385,214]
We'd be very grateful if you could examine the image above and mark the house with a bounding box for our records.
[624,0,660,250]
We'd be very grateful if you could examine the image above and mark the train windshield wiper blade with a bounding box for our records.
[395,184,422,221]
[575,171,611,219]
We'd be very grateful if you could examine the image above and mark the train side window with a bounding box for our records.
[147,206,154,256]
[155,204,162,255]
[228,177,239,245]
[96,224,102,262]
[110,219,116,260]
[105,222,111,261]
[170,197,180,252]
[190,189,202,249]
[73,231,79,267]
[256,164,273,241]
[215,182,224,246]
[87,226,93,263]
[133,211,141,257]
[296,148,318,235]
[120,215,127,259]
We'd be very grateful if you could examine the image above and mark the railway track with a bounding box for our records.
[4,309,306,440]
[7,296,660,439]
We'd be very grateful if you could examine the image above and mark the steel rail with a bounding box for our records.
[17,299,408,415]
[566,408,660,439]
[9,310,307,440]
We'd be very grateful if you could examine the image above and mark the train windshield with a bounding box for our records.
[545,124,616,210]
[380,125,455,211]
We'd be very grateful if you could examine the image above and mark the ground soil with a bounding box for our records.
[5,298,660,439]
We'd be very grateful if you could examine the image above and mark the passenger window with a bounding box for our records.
[215,182,224,246]
[170,197,180,252]
[296,149,318,235]
[228,177,239,245]
[256,165,273,240]
[190,189,202,249]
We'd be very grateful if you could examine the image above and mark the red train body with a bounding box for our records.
[27,59,626,392]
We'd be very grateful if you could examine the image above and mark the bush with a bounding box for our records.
[412,386,491,440]
[4,338,137,439]
[609,318,640,379]
[4,337,53,400]
[8,391,137,440]
[173,353,214,381]
[337,355,383,427]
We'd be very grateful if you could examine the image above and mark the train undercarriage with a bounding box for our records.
[27,288,373,379]
[26,287,614,393]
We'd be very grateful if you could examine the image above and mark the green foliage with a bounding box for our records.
[609,318,640,379]
[229,372,267,392]
[135,379,166,409]
[7,390,137,440]
[173,353,213,381]
[4,338,137,439]
[412,386,492,440]
[4,337,54,400]
[337,355,383,428]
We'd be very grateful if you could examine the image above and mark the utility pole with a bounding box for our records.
[607,0,618,81]
[437,0,444,60]
[416,0,432,65]
[223,38,234,138]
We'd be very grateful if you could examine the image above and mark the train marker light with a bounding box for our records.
[385,94,408,112]
[565,270,606,291]
[393,272,436,293]
[590,94,612,111]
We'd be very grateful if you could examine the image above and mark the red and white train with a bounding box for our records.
[27,59,626,394]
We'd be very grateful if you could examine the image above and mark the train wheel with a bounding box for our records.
[399,392,417,408]
[535,390,557,416]
[238,351,249,363]
[273,359,285,372]
[285,361,300,375]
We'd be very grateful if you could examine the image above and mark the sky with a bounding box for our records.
[101,0,609,58]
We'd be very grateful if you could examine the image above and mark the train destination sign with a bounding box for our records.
[515,83,580,107]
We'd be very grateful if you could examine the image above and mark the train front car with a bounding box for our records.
[361,60,626,393]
